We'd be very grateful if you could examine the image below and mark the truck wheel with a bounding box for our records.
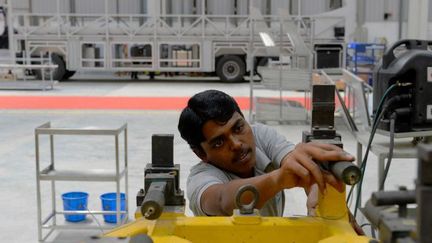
[216,55,245,82]
[255,57,270,80]
[61,70,76,81]
[35,53,66,81]
[149,72,155,80]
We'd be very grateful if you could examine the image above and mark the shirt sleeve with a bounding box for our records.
[186,162,230,216]
[253,123,295,168]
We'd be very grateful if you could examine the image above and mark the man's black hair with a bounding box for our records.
[178,90,243,149]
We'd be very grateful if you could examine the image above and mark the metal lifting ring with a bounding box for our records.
[235,184,260,214]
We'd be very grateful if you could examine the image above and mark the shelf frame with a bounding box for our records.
[35,122,129,242]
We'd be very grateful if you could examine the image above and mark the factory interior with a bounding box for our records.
[0,0,431,242]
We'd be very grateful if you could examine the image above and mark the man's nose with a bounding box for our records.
[229,135,242,151]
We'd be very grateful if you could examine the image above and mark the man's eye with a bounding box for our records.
[235,124,244,132]
[213,139,223,148]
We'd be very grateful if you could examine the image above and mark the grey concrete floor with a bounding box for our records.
[0,80,418,242]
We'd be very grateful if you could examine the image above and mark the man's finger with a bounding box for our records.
[302,143,355,162]
[295,155,326,191]
[309,142,343,151]
[285,161,310,186]
[307,146,355,162]
[306,184,319,216]
[323,171,345,192]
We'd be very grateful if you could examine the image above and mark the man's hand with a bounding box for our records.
[306,183,319,216]
[279,142,355,192]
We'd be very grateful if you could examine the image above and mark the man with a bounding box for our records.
[178,90,353,216]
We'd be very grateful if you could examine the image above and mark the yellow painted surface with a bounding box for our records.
[105,184,371,242]
[316,185,349,220]
[105,213,370,243]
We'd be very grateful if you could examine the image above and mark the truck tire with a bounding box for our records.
[61,70,76,81]
[255,57,269,80]
[216,55,245,82]
[35,53,66,81]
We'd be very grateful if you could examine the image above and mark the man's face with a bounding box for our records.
[199,112,256,178]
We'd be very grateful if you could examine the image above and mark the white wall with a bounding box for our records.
[315,0,357,42]
[326,0,432,45]
[364,22,401,44]
[365,21,432,46]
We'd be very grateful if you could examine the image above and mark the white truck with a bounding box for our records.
[3,0,345,82]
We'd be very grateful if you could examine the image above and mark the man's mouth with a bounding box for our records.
[235,148,251,164]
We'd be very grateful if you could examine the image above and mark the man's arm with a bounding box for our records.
[201,168,297,216]
[280,142,354,192]
[200,142,354,216]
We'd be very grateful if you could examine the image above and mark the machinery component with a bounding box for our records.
[416,144,432,243]
[303,82,361,185]
[362,185,417,243]
[104,132,372,243]
[151,134,174,167]
[361,144,432,243]
[373,39,432,133]
[141,181,167,220]
[235,184,259,215]
[136,134,185,220]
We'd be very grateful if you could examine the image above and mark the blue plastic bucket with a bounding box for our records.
[61,191,88,222]
[100,192,126,223]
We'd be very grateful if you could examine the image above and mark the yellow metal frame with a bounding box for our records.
[104,186,372,242]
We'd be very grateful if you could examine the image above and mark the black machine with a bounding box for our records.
[362,144,432,243]
[136,134,185,220]
[373,39,432,133]
[302,82,361,185]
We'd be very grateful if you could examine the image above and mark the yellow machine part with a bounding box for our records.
[105,211,369,243]
[104,186,372,243]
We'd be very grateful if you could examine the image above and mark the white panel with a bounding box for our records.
[74,0,107,14]
[237,0,249,15]
[429,0,432,21]
[170,0,182,14]
[270,0,289,16]
[387,0,400,21]
[250,0,267,15]
[207,0,235,15]
[427,105,432,120]
[301,0,326,15]
[31,0,57,13]
[183,0,194,15]
[31,0,70,14]
[10,0,30,10]
[428,67,432,82]
[147,0,160,16]
[118,0,143,14]
[365,0,384,21]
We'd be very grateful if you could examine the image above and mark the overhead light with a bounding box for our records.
[259,32,275,47]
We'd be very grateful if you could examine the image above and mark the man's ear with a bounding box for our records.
[192,147,207,162]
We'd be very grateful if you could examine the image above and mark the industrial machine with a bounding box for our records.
[136,134,185,220]
[2,0,345,81]
[361,144,432,243]
[373,39,432,133]
[101,92,369,242]
[303,80,361,186]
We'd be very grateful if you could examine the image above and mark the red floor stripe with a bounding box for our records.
[0,96,312,110]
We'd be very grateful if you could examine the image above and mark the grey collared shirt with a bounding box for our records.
[187,123,295,216]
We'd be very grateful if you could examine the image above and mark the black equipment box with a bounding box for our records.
[373,39,432,132]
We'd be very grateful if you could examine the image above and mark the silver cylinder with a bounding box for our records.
[270,0,289,16]
[207,0,234,15]
[250,0,268,15]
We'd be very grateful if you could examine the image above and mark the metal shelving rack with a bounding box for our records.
[249,17,313,123]
[35,122,128,242]
[346,42,385,85]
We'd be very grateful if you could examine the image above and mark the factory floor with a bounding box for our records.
[0,76,418,242]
